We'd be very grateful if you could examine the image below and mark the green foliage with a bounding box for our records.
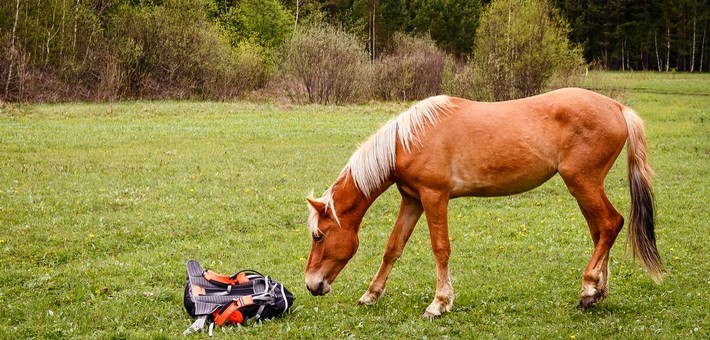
[216,0,293,50]
[0,73,709,338]
[0,0,273,101]
[407,0,484,56]
[472,0,585,101]
[441,59,489,100]
[374,0,484,57]
[554,0,710,71]
[3,0,709,102]
[109,1,235,98]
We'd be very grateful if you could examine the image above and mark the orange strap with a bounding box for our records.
[203,270,249,286]
[213,296,254,325]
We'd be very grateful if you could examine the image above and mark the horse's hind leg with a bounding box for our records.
[560,171,624,310]
[359,192,423,305]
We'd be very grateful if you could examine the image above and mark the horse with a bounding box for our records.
[304,87,662,318]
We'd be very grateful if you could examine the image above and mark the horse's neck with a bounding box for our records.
[332,173,392,233]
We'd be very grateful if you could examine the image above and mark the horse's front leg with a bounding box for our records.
[420,190,453,318]
[359,193,423,305]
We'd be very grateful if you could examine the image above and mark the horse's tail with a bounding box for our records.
[622,107,663,283]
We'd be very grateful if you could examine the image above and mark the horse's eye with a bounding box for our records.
[313,233,324,242]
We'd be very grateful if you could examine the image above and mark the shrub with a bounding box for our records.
[374,33,447,101]
[441,57,489,100]
[109,0,268,100]
[472,0,585,101]
[279,24,371,104]
[201,41,271,100]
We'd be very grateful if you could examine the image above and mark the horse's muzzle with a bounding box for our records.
[305,278,331,296]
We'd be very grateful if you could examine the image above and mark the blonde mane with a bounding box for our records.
[344,95,455,197]
[307,95,455,236]
[307,188,340,235]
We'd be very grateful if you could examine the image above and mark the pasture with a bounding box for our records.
[1,72,708,338]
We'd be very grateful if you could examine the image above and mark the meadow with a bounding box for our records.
[0,72,708,338]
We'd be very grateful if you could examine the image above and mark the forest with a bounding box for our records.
[1,0,708,102]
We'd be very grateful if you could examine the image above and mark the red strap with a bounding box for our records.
[212,296,254,325]
[203,270,250,286]
[214,303,242,325]
[234,272,249,284]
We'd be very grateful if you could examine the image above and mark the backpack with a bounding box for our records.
[183,260,294,336]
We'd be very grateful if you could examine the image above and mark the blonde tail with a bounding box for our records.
[622,107,663,283]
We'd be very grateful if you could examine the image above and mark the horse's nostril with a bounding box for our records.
[306,283,317,295]
[306,281,328,296]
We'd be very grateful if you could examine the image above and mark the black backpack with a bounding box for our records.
[183,260,294,335]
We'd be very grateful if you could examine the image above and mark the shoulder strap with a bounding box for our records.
[203,269,265,286]
[213,295,254,325]
[203,270,250,286]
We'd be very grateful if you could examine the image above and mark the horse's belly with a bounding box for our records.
[449,159,557,197]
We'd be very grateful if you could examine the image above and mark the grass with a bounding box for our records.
[1,72,709,338]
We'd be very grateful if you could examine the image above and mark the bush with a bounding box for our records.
[278,24,371,104]
[0,0,282,101]
[441,57,488,100]
[471,0,585,101]
[109,1,268,100]
[201,41,271,100]
[374,33,447,101]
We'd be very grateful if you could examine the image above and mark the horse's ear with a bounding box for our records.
[306,196,327,215]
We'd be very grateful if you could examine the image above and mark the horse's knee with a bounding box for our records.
[430,238,451,256]
[382,244,404,263]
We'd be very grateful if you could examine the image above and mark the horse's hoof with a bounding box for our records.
[422,302,446,318]
[421,310,441,319]
[357,298,375,306]
[576,293,603,311]
[357,291,381,305]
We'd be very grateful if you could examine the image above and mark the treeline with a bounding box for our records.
[293,0,710,72]
[0,0,705,102]
[0,0,292,101]
[555,0,710,72]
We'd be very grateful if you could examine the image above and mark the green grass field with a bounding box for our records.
[1,72,708,338]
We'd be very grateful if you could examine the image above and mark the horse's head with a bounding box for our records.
[305,195,359,296]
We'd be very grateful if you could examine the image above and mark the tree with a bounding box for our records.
[473,0,585,101]
[374,0,484,57]
[555,0,710,71]
[216,0,293,50]
[408,0,484,57]
[3,0,20,99]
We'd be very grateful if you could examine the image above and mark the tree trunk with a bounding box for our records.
[294,0,299,32]
[666,24,670,72]
[655,31,662,71]
[701,22,706,72]
[621,38,625,71]
[4,0,20,100]
[691,17,696,72]
[60,0,66,64]
[73,0,80,61]
[371,0,376,62]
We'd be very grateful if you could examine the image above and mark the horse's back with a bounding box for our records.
[394,88,628,198]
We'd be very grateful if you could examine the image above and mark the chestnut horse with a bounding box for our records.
[305,88,662,318]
